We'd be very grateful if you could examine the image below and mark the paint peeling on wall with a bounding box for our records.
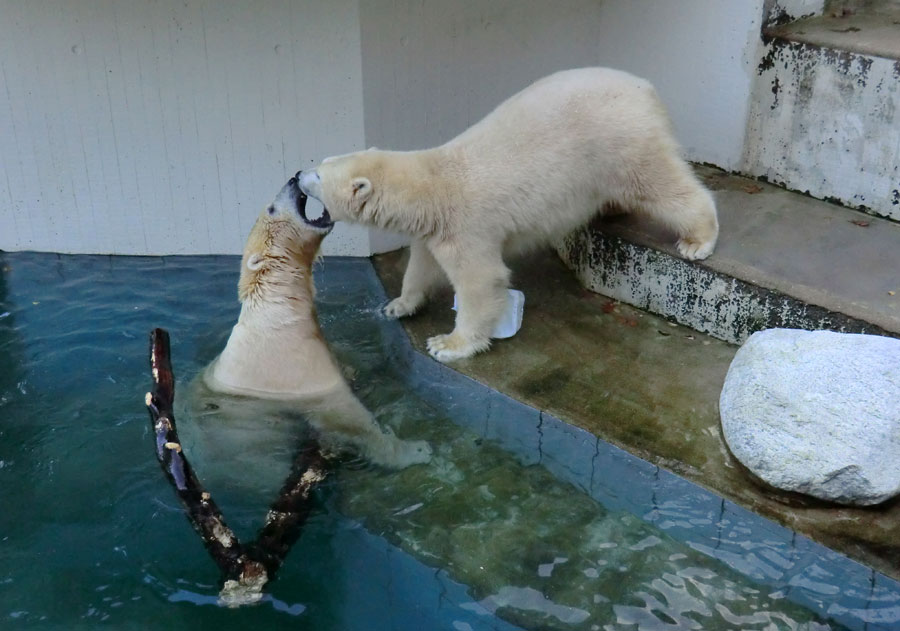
[763,0,825,28]
[743,35,900,221]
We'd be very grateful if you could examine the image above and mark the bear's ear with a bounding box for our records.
[246,253,266,271]
[351,177,372,202]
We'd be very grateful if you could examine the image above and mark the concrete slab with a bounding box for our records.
[743,24,900,221]
[374,245,900,582]
[767,7,900,60]
[559,166,900,343]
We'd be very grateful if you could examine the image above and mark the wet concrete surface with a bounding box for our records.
[374,247,900,581]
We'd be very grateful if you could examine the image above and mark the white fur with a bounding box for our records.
[299,67,719,361]
[202,181,431,468]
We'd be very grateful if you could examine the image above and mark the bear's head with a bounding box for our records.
[296,149,442,236]
[238,175,334,302]
[296,150,381,225]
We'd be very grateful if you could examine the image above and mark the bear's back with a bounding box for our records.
[450,67,665,150]
[433,67,686,247]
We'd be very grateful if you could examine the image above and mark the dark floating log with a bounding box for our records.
[145,327,330,606]
[248,439,329,579]
[146,329,260,598]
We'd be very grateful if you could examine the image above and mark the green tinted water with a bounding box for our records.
[0,252,871,629]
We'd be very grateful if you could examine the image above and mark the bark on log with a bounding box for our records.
[145,327,330,606]
[248,439,329,578]
[146,329,262,592]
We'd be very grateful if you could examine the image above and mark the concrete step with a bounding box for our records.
[556,165,900,345]
[741,1,900,221]
[773,1,900,60]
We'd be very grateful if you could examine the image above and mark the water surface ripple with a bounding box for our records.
[0,252,895,630]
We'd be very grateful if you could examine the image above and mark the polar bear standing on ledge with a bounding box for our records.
[298,67,719,362]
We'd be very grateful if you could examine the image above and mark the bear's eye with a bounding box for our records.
[267,205,275,215]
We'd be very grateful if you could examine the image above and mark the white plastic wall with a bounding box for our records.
[1,1,767,256]
[0,0,372,256]
[592,1,766,170]
[360,0,766,171]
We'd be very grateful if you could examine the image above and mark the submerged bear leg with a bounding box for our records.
[384,239,447,319]
[426,243,509,362]
[309,386,432,468]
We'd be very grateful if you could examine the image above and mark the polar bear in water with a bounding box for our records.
[200,175,431,469]
[298,67,718,362]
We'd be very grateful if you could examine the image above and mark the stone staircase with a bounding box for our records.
[559,0,900,345]
[558,166,900,345]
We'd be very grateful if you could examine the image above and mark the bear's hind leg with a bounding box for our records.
[426,243,509,362]
[383,239,448,319]
[637,175,719,261]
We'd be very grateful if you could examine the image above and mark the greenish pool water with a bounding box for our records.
[0,252,897,630]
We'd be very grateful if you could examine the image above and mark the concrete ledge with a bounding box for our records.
[766,4,900,61]
[557,167,900,344]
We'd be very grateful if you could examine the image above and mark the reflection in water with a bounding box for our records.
[335,393,840,630]
[168,587,307,615]
[0,253,891,630]
[0,252,23,399]
[464,586,591,624]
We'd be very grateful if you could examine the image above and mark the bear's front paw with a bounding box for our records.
[676,237,716,261]
[426,332,489,362]
[395,439,433,468]
[367,435,432,469]
[383,296,421,319]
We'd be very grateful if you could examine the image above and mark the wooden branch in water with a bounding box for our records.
[248,439,330,578]
[145,327,331,606]
[146,329,262,589]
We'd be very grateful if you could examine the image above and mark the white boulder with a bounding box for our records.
[720,328,900,506]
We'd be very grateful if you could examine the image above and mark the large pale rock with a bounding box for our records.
[720,328,900,506]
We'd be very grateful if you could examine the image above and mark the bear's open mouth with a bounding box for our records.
[292,179,333,230]
[300,202,333,230]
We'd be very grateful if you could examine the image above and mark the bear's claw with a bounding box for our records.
[426,332,488,362]
[398,439,433,467]
[383,296,420,319]
[676,237,716,261]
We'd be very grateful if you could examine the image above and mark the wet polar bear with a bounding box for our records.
[202,176,431,469]
[298,67,719,362]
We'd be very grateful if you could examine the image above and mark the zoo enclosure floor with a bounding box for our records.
[374,247,900,582]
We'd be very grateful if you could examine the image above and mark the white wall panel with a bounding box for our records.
[593,0,765,171]
[359,0,608,152]
[0,0,368,255]
[1,1,766,255]
[359,0,765,171]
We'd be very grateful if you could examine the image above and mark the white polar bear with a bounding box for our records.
[298,67,719,362]
[201,176,432,469]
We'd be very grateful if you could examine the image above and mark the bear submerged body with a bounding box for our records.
[299,68,719,361]
[200,176,431,469]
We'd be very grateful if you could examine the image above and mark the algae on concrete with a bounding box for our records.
[373,248,900,582]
